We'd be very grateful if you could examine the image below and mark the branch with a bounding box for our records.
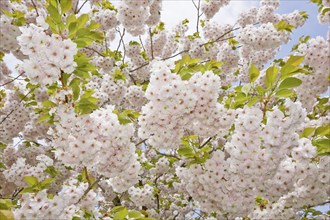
[196,0,202,33]
[121,29,126,64]
[116,28,125,55]
[129,62,149,73]
[154,175,161,210]
[75,0,89,14]
[85,47,104,57]
[136,138,148,146]
[156,151,181,160]
[199,137,213,149]
[139,35,146,52]
[0,72,25,87]
[31,0,39,16]
[76,175,103,204]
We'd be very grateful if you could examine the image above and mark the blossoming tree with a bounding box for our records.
[0,0,329,219]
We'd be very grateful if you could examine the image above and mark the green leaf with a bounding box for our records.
[111,207,128,220]
[42,100,56,108]
[300,127,316,138]
[39,178,55,188]
[76,14,89,29]
[60,0,72,14]
[24,176,38,186]
[265,65,278,88]
[75,90,99,115]
[44,166,59,178]
[280,64,300,80]
[37,113,51,123]
[278,77,302,90]
[274,20,294,32]
[286,56,304,66]
[314,124,330,137]
[0,210,14,220]
[177,146,194,157]
[247,97,260,107]
[128,210,144,218]
[69,78,81,101]
[46,4,62,24]
[249,63,260,83]
[313,138,330,156]
[275,89,295,98]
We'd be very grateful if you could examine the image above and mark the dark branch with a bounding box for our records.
[0,72,25,87]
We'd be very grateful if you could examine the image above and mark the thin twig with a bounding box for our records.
[128,74,137,85]
[199,137,212,149]
[196,0,201,33]
[75,0,88,14]
[121,29,126,64]
[76,175,103,204]
[0,72,25,87]
[139,35,146,52]
[154,175,161,210]
[129,62,149,73]
[162,50,189,61]
[136,138,148,146]
[85,47,104,57]
[31,0,39,16]
[156,151,180,160]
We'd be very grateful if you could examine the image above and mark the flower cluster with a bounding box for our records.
[177,100,329,219]
[17,23,78,85]
[138,60,235,149]
[201,0,230,19]
[295,36,330,110]
[51,105,138,179]
[118,0,161,36]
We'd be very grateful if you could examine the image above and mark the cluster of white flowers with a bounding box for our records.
[295,36,330,110]
[216,43,240,75]
[51,105,138,180]
[17,23,78,85]
[128,184,154,207]
[118,0,161,36]
[280,10,307,28]
[86,74,127,105]
[0,91,31,144]
[237,23,283,51]
[121,85,147,110]
[0,15,21,53]
[201,0,230,19]
[237,7,258,28]
[109,159,141,193]
[13,178,101,220]
[0,62,12,88]
[92,9,118,31]
[176,100,329,219]
[139,60,236,149]
[3,154,53,187]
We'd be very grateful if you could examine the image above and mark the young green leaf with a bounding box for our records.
[278,77,302,90]
[265,65,278,88]
[60,0,72,14]
[249,63,260,83]
[24,176,38,186]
